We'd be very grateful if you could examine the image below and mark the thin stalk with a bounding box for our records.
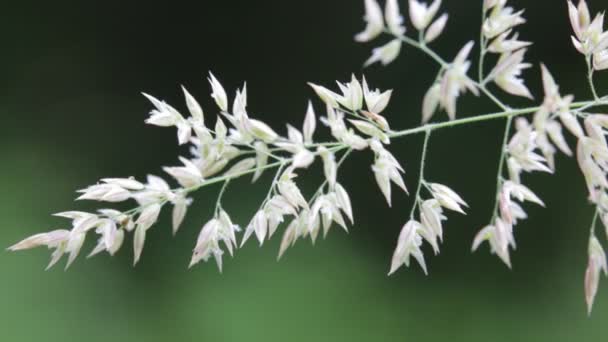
[590,206,600,236]
[257,161,289,212]
[214,179,231,214]
[390,100,596,138]
[409,129,432,219]
[480,85,510,111]
[395,33,449,68]
[308,148,354,205]
[491,115,513,221]
[586,56,600,101]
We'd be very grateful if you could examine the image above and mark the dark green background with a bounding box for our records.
[1,0,606,341]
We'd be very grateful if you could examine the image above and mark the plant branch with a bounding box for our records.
[409,129,432,219]
[490,115,513,221]
[586,56,600,101]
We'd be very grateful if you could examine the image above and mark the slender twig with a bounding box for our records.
[214,179,231,214]
[590,206,600,236]
[586,56,600,101]
[490,115,514,221]
[409,129,432,219]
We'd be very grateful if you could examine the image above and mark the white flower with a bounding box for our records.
[408,0,442,31]
[320,106,370,150]
[349,119,390,144]
[568,0,591,42]
[355,0,384,43]
[507,118,552,178]
[371,140,407,207]
[487,30,531,54]
[422,83,441,123]
[439,41,479,120]
[585,236,608,314]
[472,220,513,268]
[182,86,204,124]
[364,39,403,67]
[278,218,299,259]
[501,181,545,208]
[389,220,428,275]
[214,117,228,155]
[163,157,205,188]
[241,210,268,247]
[420,199,445,241]
[594,50,608,70]
[546,120,572,157]
[171,195,191,235]
[65,229,87,269]
[77,183,131,203]
[8,229,70,254]
[424,14,448,43]
[318,146,337,188]
[225,158,256,177]
[362,77,393,114]
[334,183,354,223]
[208,72,228,112]
[308,83,341,108]
[578,139,608,202]
[143,93,182,127]
[482,2,526,39]
[568,1,608,55]
[265,195,297,237]
[336,75,364,111]
[385,0,406,35]
[98,209,135,232]
[101,178,145,191]
[428,183,468,214]
[190,211,240,272]
[143,93,192,145]
[484,0,506,10]
[278,168,308,209]
[232,83,248,119]
[310,194,348,238]
[190,219,221,269]
[253,142,269,182]
[303,101,317,144]
[132,175,173,205]
[488,49,533,99]
[136,203,162,232]
[88,219,123,258]
[245,118,279,143]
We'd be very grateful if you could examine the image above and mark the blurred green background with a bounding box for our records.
[1,0,607,341]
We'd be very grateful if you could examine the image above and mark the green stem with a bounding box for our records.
[214,179,231,214]
[409,129,432,219]
[586,56,600,101]
[395,34,449,68]
[590,206,600,236]
[491,115,513,221]
[480,85,510,111]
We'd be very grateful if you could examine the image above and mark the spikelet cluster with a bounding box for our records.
[9,0,608,315]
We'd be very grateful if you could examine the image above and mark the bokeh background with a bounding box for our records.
[1,0,607,341]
